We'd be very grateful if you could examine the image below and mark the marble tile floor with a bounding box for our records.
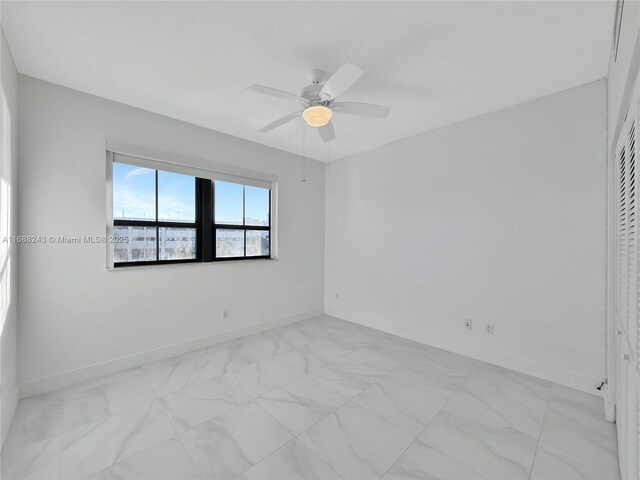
[1,315,620,480]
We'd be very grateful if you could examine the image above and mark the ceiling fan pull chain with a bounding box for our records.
[301,118,307,182]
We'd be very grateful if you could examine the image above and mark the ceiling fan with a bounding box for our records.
[247,63,390,143]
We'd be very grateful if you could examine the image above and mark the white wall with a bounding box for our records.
[325,80,607,394]
[18,76,324,396]
[0,27,19,445]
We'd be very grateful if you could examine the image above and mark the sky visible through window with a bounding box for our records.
[214,181,269,226]
[214,181,243,224]
[113,163,155,220]
[113,163,196,222]
[245,185,269,226]
[114,164,269,226]
[159,170,195,222]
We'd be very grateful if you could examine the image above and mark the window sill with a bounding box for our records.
[107,257,277,271]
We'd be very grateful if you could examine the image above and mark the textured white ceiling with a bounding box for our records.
[2,1,615,161]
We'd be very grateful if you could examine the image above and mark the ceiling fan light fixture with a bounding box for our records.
[303,105,332,127]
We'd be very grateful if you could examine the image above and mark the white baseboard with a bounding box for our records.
[325,308,601,396]
[19,308,323,398]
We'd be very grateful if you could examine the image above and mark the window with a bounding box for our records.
[111,159,271,267]
[214,181,270,259]
[113,163,199,266]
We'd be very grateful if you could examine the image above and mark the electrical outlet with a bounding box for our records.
[486,323,494,334]
[222,309,229,320]
[464,319,472,329]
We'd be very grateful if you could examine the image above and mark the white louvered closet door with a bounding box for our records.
[614,97,640,479]
[616,137,629,480]
[629,118,639,480]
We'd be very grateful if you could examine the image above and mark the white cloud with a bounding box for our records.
[124,167,153,180]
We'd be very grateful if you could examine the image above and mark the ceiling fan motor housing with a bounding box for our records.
[300,84,332,106]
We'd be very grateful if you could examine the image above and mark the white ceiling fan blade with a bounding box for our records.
[248,84,306,104]
[259,111,301,132]
[318,121,336,143]
[332,102,390,118]
[319,63,364,101]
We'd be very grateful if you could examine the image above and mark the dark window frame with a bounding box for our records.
[213,183,271,261]
[113,163,271,267]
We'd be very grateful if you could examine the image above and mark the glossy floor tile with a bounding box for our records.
[257,375,348,434]
[206,337,272,374]
[298,402,415,479]
[142,348,225,397]
[351,375,447,436]
[306,356,388,398]
[238,438,342,480]
[342,346,406,373]
[5,392,63,448]
[62,372,156,432]
[420,401,539,479]
[383,438,482,480]
[1,315,620,480]
[179,401,293,479]
[530,442,619,480]
[305,336,357,363]
[539,401,618,471]
[449,374,547,438]
[387,361,468,401]
[411,346,482,376]
[88,437,200,480]
[472,365,553,402]
[278,344,327,373]
[227,351,306,397]
[1,434,61,480]
[60,368,144,397]
[59,399,175,479]
[159,374,251,433]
